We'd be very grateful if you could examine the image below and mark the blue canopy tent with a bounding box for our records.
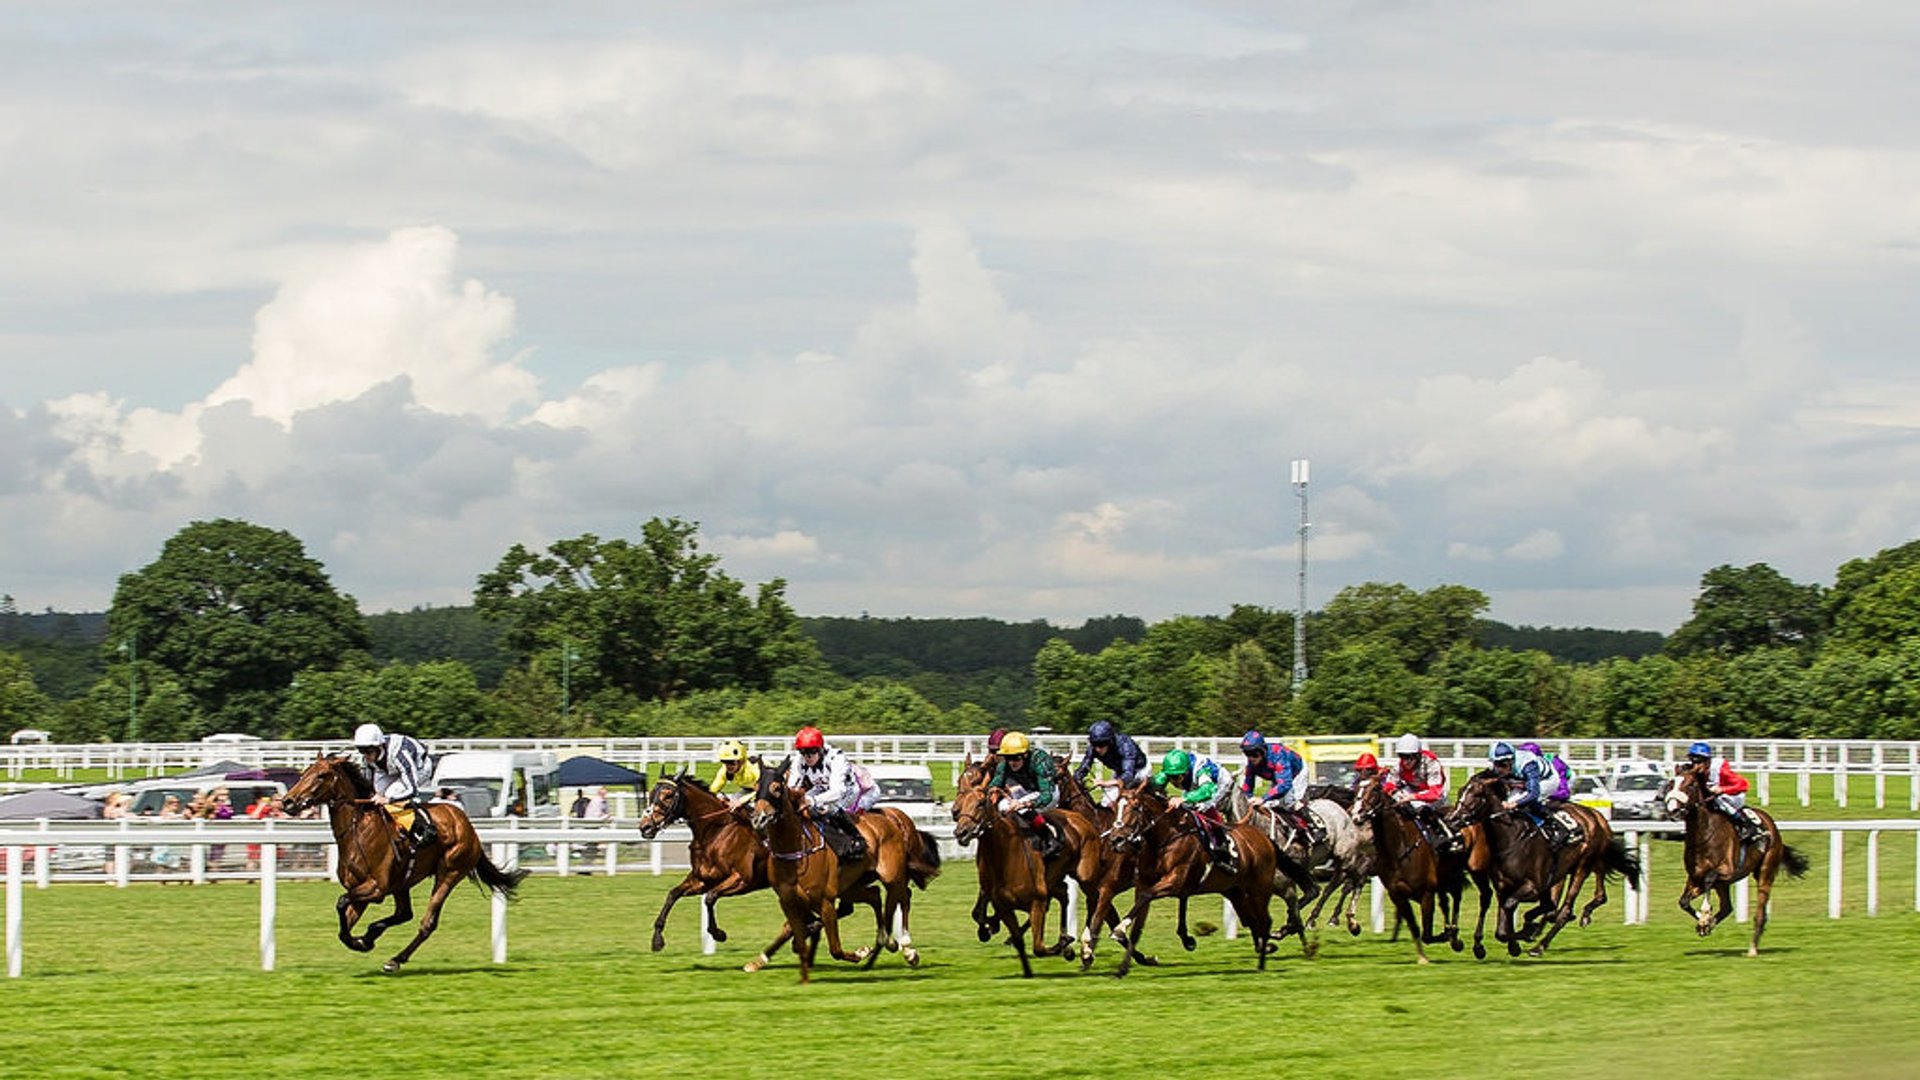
[553,755,648,790]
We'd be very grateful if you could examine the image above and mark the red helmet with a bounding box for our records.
[987,728,1007,752]
[794,726,825,750]
[1355,752,1380,771]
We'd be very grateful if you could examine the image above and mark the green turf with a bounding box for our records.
[1,842,1916,1080]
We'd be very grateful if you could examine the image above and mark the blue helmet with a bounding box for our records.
[1687,741,1712,759]
[1240,730,1267,755]
[1490,741,1516,763]
[1088,720,1116,743]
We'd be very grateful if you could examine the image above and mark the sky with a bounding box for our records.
[4,2,1920,633]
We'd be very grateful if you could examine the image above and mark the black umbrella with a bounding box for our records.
[0,789,104,819]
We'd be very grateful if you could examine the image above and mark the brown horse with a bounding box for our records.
[281,755,527,974]
[1351,774,1464,964]
[1044,763,1170,967]
[1662,764,1809,956]
[949,767,1104,976]
[637,774,773,955]
[1098,780,1314,977]
[748,755,940,983]
[1449,771,1640,958]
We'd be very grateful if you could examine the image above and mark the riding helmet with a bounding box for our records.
[793,726,825,750]
[1490,741,1516,763]
[1687,740,1712,759]
[1088,720,1116,743]
[999,731,1031,756]
[1395,733,1422,757]
[1159,748,1193,779]
[1239,730,1267,754]
[1355,752,1379,771]
[352,722,384,749]
[716,739,747,763]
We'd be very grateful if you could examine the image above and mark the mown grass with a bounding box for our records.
[1,839,1917,1080]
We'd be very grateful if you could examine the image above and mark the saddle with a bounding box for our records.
[1538,807,1583,850]
[818,811,868,861]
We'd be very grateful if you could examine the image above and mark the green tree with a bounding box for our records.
[54,662,200,742]
[1666,563,1825,657]
[1827,561,1920,655]
[0,652,53,733]
[1295,639,1428,732]
[1202,640,1288,736]
[105,519,369,734]
[1316,582,1489,672]
[1425,645,1570,738]
[278,660,496,741]
[475,518,819,704]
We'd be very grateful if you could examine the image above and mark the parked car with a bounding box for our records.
[431,751,560,818]
[1608,770,1670,822]
[1569,775,1613,820]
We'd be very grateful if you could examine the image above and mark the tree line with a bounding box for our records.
[3,515,1914,744]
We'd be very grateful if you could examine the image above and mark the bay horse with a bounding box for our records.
[280,755,527,974]
[1049,762,1169,968]
[1098,779,1315,977]
[748,755,940,983]
[1351,773,1464,964]
[1663,763,1809,956]
[1449,771,1640,958]
[637,774,774,955]
[949,764,1105,976]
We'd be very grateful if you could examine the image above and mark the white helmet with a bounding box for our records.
[352,722,385,749]
[1394,733,1422,756]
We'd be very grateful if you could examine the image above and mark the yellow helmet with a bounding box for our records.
[716,740,746,764]
[998,731,1031,756]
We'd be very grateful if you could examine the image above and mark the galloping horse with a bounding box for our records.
[281,755,528,974]
[1663,763,1808,956]
[950,762,1104,976]
[1449,772,1640,958]
[749,755,940,983]
[1051,764,1169,968]
[638,774,771,953]
[1351,774,1463,964]
[1098,780,1314,977]
[1229,784,1362,949]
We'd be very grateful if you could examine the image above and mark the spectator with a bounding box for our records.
[586,785,609,820]
[101,792,130,820]
[570,788,592,819]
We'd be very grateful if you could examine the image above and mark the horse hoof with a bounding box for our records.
[1527,946,1544,959]
[1473,944,1487,960]
[1746,947,1759,958]
[1347,923,1362,938]
[709,928,729,944]
[1180,936,1197,953]
[743,955,768,973]
[1416,955,1430,966]
[650,936,666,953]
[1450,938,1464,953]
[1579,915,1592,929]
[1137,954,1161,967]
[381,960,401,974]
[886,939,901,953]
[854,946,873,963]
[904,948,921,968]
[977,925,994,943]
[1506,943,1521,957]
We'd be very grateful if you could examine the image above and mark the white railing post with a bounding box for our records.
[1733,876,1749,923]
[260,826,277,972]
[1623,830,1640,924]
[650,838,663,876]
[1867,829,1880,917]
[1223,897,1239,939]
[1828,829,1844,919]
[1370,876,1385,934]
[326,839,339,881]
[1758,771,1770,807]
[1835,769,1847,809]
[115,820,130,888]
[5,845,20,978]
[1638,837,1652,925]
[1065,879,1081,938]
[605,838,618,877]
[491,842,509,963]
[1799,771,1811,808]
[701,892,716,955]
[34,819,50,891]
[556,815,571,877]
[190,819,206,885]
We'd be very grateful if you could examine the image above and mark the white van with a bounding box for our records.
[430,751,560,819]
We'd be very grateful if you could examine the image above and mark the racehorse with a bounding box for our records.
[1449,771,1640,958]
[638,774,773,954]
[748,755,940,983]
[1098,779,1314,977]
[281,754,528,974]
[1050,763,1170,968]
[1228,784,1363,950]
[949,765,1104,976]
[1351,773,1464,964]
[1663,763,1809,956]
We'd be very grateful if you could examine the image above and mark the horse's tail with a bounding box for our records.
[471,848,532,902]
[1602,836,1642,890]
[1780,843,1810,879]
[907,823,943,889]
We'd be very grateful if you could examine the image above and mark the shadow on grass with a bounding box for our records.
[1682,946,1800,957]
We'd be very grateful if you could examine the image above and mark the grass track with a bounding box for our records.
[1,845,1917,1080]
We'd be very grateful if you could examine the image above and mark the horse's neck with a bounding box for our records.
[677,785,731,844]
[764,802,816,856]
[327,797,362,845]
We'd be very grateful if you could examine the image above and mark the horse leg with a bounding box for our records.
[973,888,998,943]
[650,875,702,952]
[1345,880,1365,937]
[359,885,414,950]
[1710,882,1734,933]
[336,894,374,952]
[1229,890,1272,970]
[1471,874,1493,961]
[1176,895,1196,952]
[1497,892,1524,957]
[743,921,793,974]
[1393,894,1430,965]
[382,873,458,973]
[1579,866,1610,927]
[1750,866,1778,957]
[1112,894,1155,979]
[894,887,921,968]
[1676,877,1706,931]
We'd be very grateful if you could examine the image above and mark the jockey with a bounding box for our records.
[1154,748,1236,871]
[712,739,760,808]
[1492,741,1567,847]
[989,731,1062,857]
[987,728,1008,756]
[1351,752,1384,793]
[1073,720,1148,802]
[787,726,875,861]
[1518,741,1572,801]
[1383,733,1459,849]
[1686,741,1760,844]
[352,722,437,850]
[1238,730,1310,833]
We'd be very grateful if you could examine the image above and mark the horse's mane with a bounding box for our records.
[674,772,712,792]
[330,754,374,797]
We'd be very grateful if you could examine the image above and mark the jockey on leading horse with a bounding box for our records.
[1155,748,1237,872]
[989,731,1062,857]
[1239,730,1312,838]
[712,739,761,809]
[1072,720,1148,805]
[1382,733,1460,851]
[352,722,437,861]
[1684,740,1762,845]
[786,726,875,861]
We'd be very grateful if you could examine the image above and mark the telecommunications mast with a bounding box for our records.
[1290,458,1310,689]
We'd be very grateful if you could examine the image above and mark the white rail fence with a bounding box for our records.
[4,816,1916,978]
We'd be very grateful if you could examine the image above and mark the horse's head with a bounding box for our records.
[1351,771,1388,825]
[1447,770,1506,827]
[1105,778,1162,852]
[638,775,685,839]
[280,754,366,816]
[955,754,992,796]
[949,781,995,844]
[750,755,795,835]
[1662,763,1706,818]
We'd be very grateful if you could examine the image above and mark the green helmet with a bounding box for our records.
[1157,748,1193,785]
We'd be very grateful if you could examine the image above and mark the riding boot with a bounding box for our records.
[409,803,437,848]
[1027,813,1061,859]
[829,810,867,860]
